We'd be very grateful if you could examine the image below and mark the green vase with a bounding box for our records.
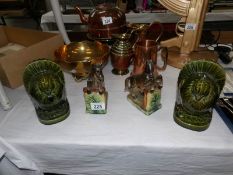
[174,60,226,131]
[23,59,70,125]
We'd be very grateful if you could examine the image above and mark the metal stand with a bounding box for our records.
[165,47,218,69]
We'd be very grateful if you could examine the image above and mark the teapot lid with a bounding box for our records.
[95,3,114,10]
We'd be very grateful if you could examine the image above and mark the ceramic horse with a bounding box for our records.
[125,59,162,98]
[86,64,105,94]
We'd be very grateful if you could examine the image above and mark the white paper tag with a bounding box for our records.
[101,17,113,25]
[91,103,105,110]
[185,23,196,30]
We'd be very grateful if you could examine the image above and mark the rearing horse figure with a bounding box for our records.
[125,59,163,115]
[86,64,105,94]
[125,59,162,97]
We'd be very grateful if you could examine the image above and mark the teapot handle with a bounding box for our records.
[155,46,167,71]
[75,6,88,24]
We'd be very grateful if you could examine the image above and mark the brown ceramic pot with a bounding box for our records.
[111,54,133,75]
[75,3,127,39]
[132,39,167,75]
[110,33,134,75]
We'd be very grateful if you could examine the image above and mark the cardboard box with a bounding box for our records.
[0,26,64,88]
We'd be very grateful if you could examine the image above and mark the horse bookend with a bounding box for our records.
[83,64,108,114]
[125,60,163,115]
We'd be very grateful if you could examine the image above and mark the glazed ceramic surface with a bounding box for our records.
[127,22,164,50]
[110,33,134,75]
[133,39,167,75]
[83,64,107,114]
[76,3,127,39]
[55,40,109,81]
[174,60,226,131]
[23,59,70,125]
[125,59,163,115]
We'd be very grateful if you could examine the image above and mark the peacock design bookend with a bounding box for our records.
[174,60,226,131]
[23,59,70,125]
[83,64,108,114]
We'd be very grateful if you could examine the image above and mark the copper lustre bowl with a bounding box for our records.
[55,40,110,81]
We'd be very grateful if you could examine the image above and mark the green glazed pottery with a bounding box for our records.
[174,60,226,131]
[23,59,70,125]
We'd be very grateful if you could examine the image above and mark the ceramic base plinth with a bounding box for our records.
[38,111,70,125]
[36,100,70,125]
[165,47,218,69]
[174,104,212,131]
[84,91,108,114]
[127,91,161,116]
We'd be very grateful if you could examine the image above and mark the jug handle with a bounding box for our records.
[149,21,164,43]
[155,46,168,71]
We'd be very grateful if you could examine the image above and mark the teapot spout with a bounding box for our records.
[75,6,88,24]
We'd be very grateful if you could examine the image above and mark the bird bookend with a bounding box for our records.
[83,64,107,114]
[174,60,225,131]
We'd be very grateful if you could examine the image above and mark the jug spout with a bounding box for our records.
[75,6,88,24]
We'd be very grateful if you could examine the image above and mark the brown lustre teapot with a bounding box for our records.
[75,3,127,39]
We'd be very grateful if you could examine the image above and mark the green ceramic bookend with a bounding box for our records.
[125,59,162,115]
[83,64,107,114]
[174,60,226,131]
[23,59,70,125]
